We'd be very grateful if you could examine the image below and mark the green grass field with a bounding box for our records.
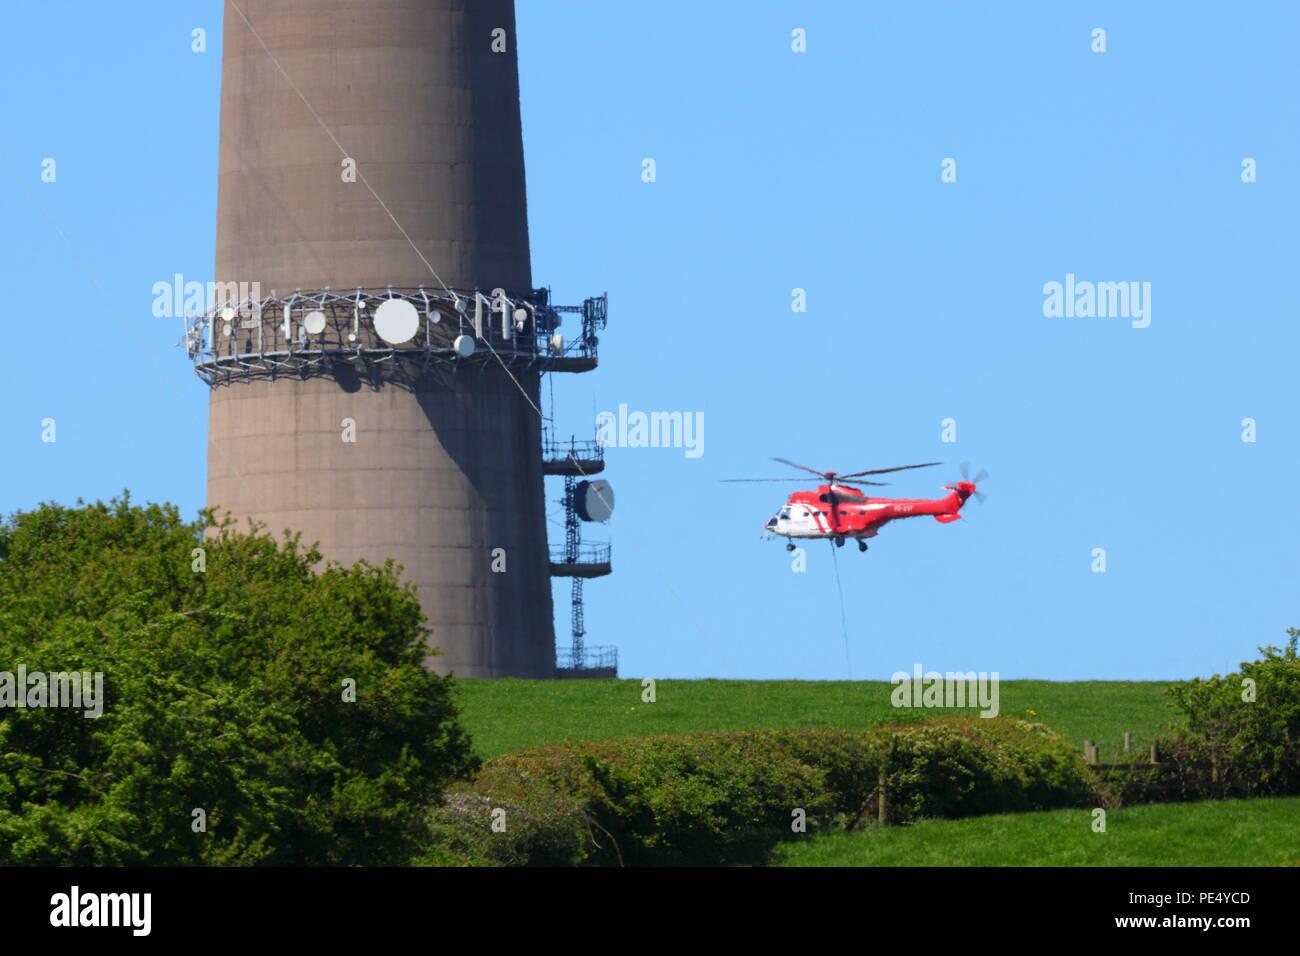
[770,797,1300,866]
[452,678,1181,759]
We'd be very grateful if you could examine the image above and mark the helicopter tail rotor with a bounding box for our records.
[950,461,989,504]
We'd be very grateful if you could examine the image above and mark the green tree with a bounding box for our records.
[1160,630,1300,796]
[0,494,476,865]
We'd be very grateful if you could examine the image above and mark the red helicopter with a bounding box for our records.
[725,458,988,552]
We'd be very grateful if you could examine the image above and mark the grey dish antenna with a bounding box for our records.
[575,479,615,522]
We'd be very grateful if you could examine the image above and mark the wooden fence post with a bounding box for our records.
[1084,740,1097,765]
[1123,732,1133,754]
[877,767,887,826]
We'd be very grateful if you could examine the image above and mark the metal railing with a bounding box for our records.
[179,286,607,384]
[542,434,605,463]
[550,543,611,566]
[556,646,618,672]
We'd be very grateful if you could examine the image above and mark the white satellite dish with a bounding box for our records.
[575,479,615,522]
[453,334,476,358]
[220,306,235,321]
[373,298,419,345]
[304,310,327,335]
[549,333,564,354]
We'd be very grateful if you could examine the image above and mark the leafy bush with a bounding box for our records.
[451,732,832,866]
[0,495,477,865]
[766,727,881,821]
[422,791,589,867]
[867,717,1097,823]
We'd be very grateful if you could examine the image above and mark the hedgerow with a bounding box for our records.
[426,717,1097,866]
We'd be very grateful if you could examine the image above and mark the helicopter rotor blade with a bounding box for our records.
[720,476,891,486]
[834,477,891,487]
[957,462,990,485]
[771,457,828,478]
[839,461,942,479]
[719,478,816,483]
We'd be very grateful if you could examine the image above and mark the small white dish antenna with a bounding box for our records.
[453,334,476,358]
[304,310,327,335]
[550,333,564,353]
[220,307,235,321]
[373,298,420,345]
[419,289,440,324]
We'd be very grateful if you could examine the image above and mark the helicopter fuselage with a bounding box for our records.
[764,482,976,541]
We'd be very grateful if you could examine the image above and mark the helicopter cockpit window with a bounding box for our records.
[779,508,792,520]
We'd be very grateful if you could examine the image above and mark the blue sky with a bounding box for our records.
[2,1,1296,680]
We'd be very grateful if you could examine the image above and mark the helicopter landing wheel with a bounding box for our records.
[785,542,796,552]
[834,536,845,548]
[857,539,869,552]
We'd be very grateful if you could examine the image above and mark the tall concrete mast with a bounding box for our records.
[191,0,606,677]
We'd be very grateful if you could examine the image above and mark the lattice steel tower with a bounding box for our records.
[189,0,604,677]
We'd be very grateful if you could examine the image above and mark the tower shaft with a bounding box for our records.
[207,0,554,677]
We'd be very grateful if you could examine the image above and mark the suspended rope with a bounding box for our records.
[828,540,853,679]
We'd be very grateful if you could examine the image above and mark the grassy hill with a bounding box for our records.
[452,678,1180,759]
[771,797,1300,866]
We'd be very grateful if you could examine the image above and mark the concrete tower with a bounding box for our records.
[192,0,600,677]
